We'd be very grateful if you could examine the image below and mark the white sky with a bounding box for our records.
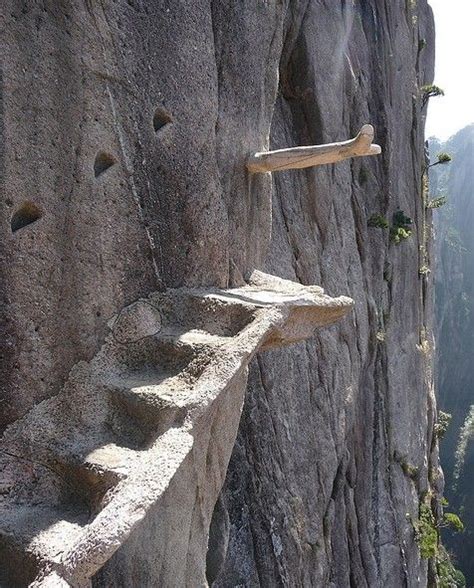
[425,0,474,140]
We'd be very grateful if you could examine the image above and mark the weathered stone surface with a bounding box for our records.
[1,1,437,586]
[247,124,381,173]
[0,273,351,586]
[214,2,437,587]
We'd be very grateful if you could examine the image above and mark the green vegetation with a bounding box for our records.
[412,493,466,587]
[368,214,389,229]
[421,84,445,108]
[367,210,414,244]
[429,152,453,168]
[442,512,465,533]
[435,411,452,439]
[427,196,448,209]
[437,152,452,164]
[390,210,413,244]
[418,38,427,51]
[401,461,419,480]
[414,502,438,558]
[391,227,412,245]
[437,545,466,588]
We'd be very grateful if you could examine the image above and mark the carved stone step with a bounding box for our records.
[151,291,257,338]
[0,502,87,587]
[77,444,141,478]
[156,328,230,350]
[0,271,354,587]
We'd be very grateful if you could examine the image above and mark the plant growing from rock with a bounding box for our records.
[427,196,448,209]
[421,84,445,108]
[442,512,465,533]
[402,461,419,480]
[368,214,389,228]
[368,210,414,244]
[429,152,452,168]
[411,490,466,588]
[418,38,427,52]
[435,411,452,439]
[414,502,438,558]
[437,545,466,588]
[390,210,413,244]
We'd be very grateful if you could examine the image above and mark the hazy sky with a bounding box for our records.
[425,0,474,140]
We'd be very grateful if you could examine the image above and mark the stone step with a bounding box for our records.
[151,290,257,338]
[114,326,230,372]
[0,502,87,587]
[156,327,230,350]
[70,443,141,481]
[104,329,231,433]
[104,369,191,437]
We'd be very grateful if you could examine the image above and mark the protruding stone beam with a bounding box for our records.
[247,124,381,173]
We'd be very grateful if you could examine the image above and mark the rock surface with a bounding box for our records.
[0,274,352,587]
[1,1,437,586]
[215,2,438,586]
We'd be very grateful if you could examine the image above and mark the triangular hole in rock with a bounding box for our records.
[153,108,172,132]
[11,202,43,233]
[94,152,116,178]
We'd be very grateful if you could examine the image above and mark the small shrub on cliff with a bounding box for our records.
[401,461,419,480]
[414,502,438,558]
[427,196,448,209]
[421,84,445,108]
[391,227,412,244]
[413,496,467,575]
[442,513,465,533]
[437,545,466,588]
[434,411,452,439]
[368,214,389,229]
[393,210,413,227]
[390,210,413,244]
[429,152,452,168]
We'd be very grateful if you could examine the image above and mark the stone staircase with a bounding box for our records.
[0,272,352,587]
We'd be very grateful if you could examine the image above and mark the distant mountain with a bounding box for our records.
[432,124,474,583]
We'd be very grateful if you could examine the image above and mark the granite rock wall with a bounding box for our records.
[1,1,437,585]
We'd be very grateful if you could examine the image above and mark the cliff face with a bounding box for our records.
[214,2,438,586]
[432,125,474,584]
[1,1,437,586]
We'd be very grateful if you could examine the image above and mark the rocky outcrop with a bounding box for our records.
[1,272,352,587]
[432,124,474,585]
[1,1,437,586]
